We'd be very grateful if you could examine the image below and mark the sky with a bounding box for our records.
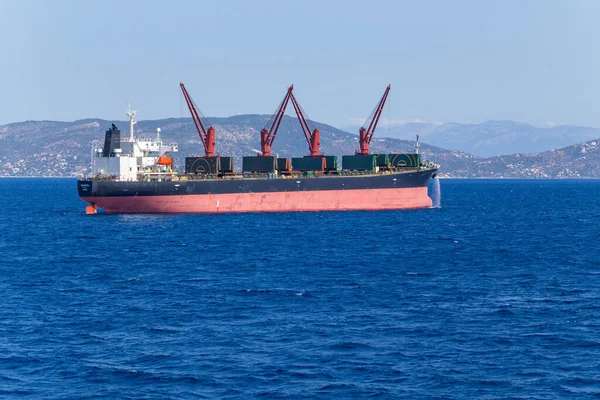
[1,0,599,129]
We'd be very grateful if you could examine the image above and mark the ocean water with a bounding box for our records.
[1,178,600,398]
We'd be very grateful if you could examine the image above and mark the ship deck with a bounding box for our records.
[81,165,438,183]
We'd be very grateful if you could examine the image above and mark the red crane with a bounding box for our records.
[180,82,216,157]
[358,84,391,155]
[260,85,294,157]
[289,91,321,157]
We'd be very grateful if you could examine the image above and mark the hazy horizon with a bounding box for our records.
[3,114,599,133]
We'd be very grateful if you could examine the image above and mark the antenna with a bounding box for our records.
[415,134,420,155]
[126,103,137,142]
[156,127,161,140]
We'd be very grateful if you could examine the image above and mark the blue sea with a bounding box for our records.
[1,178,600,398]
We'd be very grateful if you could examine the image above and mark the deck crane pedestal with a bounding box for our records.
[358,84,391,155]
[259,85,294,157]
[180,82,216,157]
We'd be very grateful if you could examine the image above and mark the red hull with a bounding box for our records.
[82,187,432,214]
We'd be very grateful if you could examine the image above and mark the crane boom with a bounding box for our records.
[260,85,294,157]
[180,82,215,157]
[289,92,321,157]
[358,84,391,155]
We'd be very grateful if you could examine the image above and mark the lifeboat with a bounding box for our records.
[157,156,173,166]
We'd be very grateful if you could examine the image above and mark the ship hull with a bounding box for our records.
[81,187,431,213]
[78,169,437,214]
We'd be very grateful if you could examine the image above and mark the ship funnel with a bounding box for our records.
[102,124,121,157]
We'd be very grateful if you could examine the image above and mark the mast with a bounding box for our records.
[416,134,420,154]
[126,103,137,142]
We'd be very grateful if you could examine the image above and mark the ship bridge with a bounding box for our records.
[91,105,178,181]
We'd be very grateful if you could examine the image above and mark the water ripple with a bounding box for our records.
[1,178,600,398]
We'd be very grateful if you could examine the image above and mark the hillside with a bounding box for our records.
[1,115,600,178]
[0,115,452,177]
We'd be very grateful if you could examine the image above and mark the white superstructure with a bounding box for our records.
[91,105,178,181]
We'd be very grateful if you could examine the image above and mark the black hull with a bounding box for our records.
[78,169,437,198]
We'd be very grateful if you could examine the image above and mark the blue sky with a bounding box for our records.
[1,0,599,129]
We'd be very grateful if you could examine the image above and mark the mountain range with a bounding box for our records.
[346,121,600,157]
[2,115,600,178]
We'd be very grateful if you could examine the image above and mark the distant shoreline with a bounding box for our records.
[1,176,600,180]
[0,176,76,179]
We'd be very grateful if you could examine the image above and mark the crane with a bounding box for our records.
[180,82,216,157]
[289,91,321,157]
[260,85,294,157]
[358,85,391,155]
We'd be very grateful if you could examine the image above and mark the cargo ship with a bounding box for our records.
[78,84,438,214]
